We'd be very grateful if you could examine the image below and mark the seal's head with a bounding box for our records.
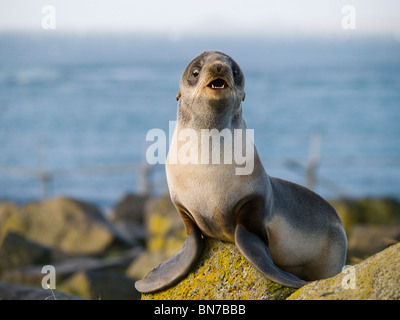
[176,51,246,127]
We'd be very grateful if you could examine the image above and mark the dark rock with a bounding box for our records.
[0,232,51,274]
[109,194,149,245]
[112,221,146,245]
[59,270,141,300]
[111,193,148,225]
[0,281,83,300]
[3,247,143,287]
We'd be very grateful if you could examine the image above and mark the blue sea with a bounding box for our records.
[0,33,400,210]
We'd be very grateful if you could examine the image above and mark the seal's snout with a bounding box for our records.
[205,61,232,91]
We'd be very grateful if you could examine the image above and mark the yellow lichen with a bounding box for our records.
[148,214,172,236]
[288,243,400,300]
[142,237,297,300]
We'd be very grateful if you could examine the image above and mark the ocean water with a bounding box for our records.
[0,33,399,210]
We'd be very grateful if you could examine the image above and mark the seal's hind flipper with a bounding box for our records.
[235,224,306,288]
[135,227,204,293]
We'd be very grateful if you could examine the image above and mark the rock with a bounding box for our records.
[347,224,400,262]
[329,197,400,234]
[0,232,51,274]
[2,257,102,287]
[0,281,83,300]
[141,237,297,300]
[108,193,149,245]
[359,197,400,224]
[329,197,400,263]
[59,270,141,300]
[3,248,143,287]
[0,197,133,255]
[287,243,400,300]
[126,194,187,282]
[0,202,23,241]
[143,193,186,256]
[126,250,170,281]
[110,193,148,225]
[111,221,146,246]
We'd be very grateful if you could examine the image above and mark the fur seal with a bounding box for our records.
[135,51,347,293]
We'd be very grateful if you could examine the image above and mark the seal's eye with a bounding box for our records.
[232,67,238,78]
[192,68,200,77]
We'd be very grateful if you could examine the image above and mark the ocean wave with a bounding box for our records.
[1,68,62,85]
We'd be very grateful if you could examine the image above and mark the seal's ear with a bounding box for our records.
[176,90,181,101]
[242,92,246,102]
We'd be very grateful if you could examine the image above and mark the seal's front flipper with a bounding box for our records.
[135,227,204,293]
[235,224,306,288]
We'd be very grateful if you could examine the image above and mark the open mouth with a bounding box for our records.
[207,78,228,90]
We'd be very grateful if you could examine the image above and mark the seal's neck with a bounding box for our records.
[177,100,244,131]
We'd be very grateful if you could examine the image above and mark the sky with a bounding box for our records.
[0,0,400,39]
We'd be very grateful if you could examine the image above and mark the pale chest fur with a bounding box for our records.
[166,130,268,241]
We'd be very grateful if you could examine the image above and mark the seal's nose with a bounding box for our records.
[207,61,230,78]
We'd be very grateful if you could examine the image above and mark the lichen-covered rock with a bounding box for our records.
[0,202,25,240]
[0,197,132,255]
[329,197,400,263]
[329,197,400,234]
[127,194,187,281]
[141,237,297,300]
[347,225,400,261]
[287,242,400,300]
[144,194,186,256]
